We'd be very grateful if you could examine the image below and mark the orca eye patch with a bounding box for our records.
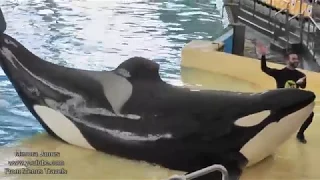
[234,110,271,127]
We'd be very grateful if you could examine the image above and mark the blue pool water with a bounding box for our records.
[0,0,228,146]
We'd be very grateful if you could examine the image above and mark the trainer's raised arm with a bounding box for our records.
[256,42,278,77]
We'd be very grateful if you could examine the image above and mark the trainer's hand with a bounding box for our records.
[256,42,268,57]
[296,77,306,85]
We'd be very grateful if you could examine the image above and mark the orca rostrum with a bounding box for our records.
[0,9,316,180]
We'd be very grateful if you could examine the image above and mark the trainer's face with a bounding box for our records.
[288,54,299,68]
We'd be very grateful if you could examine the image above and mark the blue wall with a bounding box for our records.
[213,26,234,54]
[223,31,233,54]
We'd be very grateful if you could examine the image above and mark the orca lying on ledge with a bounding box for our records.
[0,9,316,180]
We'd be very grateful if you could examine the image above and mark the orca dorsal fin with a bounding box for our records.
[115,57,162,82]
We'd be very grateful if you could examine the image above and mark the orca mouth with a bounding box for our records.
[238,90,315,167]
[259,88,316,119]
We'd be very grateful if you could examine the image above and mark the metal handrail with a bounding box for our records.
[274,7,288,16]
[288,11,304,21]
[268,0,273,26]
[308,16,320,31]
[167,164,229,180]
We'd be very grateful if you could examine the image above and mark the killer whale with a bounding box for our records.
[0,11,316,180]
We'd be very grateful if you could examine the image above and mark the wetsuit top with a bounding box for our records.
[260,55,306,89]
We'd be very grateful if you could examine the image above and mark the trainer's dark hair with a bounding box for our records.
[284,50,297,60]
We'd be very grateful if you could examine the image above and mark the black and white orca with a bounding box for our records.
[0,11,316,180]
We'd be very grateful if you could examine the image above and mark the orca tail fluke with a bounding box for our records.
[0,7,6,34]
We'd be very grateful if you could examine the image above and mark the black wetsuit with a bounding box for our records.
[260,55,313,139]
[261,55,306,88]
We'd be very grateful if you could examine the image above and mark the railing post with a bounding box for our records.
[312,24,316,59]
[272,8,288,41]
[272,14,277,41]
[307,18,311,45]
[313,25,316,49]
[299,0,304,44]
[253,0,256,18]
[268,0,273,26]
[285,3,290,49]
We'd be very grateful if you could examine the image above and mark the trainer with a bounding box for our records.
[256,42,314,144]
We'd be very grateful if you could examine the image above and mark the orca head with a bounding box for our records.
[233,88,315,167]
